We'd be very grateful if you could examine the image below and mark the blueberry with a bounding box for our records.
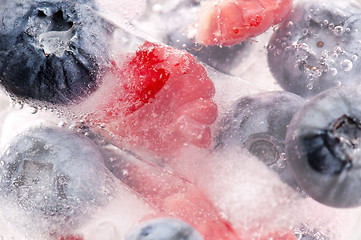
[285,87,361,207]
[125,218,203,240]
[0,1,115,104]
[268,0,361,98]
[167,30,252,75]
[216,91,305,188]
[0,126,115,237]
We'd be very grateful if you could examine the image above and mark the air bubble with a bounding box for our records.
[286,21,294,28]
[330,68,338,76]
[152,4,162,13]
[297,43,311,60]
[30,106,38,114]
[321,50,329,58]
[315,69,322,77]
[301,28,309,35]
[14,102,24,109]
[340,59,353,72]
[331,52,338,59]
[333,26,343,36]
[293,230,303,240]
[58,121,66,127]
[352,55,358,62]
[306,83,313,89]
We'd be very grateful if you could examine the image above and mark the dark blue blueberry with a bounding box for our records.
[268,0,361,98]
[286,87,361,207]
[125,218,203,240]
[167,30,251,75]
[216,91,305,188]
[0,126,115,237]
[0,1,115,105]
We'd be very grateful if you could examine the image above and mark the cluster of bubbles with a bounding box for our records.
[280,18,358,91]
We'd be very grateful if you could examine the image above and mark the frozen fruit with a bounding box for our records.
[142,0,253,75]
[0,126,114,237]
[98,143,238,240]
[286,87,361,207]
[0,1,114,104]
[268,0,361,98]
[216,91,305,188]
[125,217,203,240]
[195,0,292,46]
[91,41,218,156]
[168,30,252,75]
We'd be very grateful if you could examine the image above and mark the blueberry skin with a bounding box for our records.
[167,31,251,75]
[216,91,305,187]
[268,0,361,98]
[0,126,115,236]
[286,87,361,208]
[125,218,203,240]
[0,1,115,105]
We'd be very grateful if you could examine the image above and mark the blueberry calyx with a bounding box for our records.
[243,133,285,172]
[305,115,361,174]
[25,3,75,57]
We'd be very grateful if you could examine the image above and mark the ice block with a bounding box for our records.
[1,0,361,239]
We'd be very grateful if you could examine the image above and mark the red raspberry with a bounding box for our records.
[195,0,293,46]
[93,42,218,156]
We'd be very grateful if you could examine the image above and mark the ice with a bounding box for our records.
[95,143,237,240]
[78,185,155,240]
[96,0,146,24]
[2,0,361,239]
[131,0,200,42]
[0,90,155,239]
[166,148,299,235]
[166,146,361,239]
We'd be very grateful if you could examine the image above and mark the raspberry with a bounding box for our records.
[195,0,292,46]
